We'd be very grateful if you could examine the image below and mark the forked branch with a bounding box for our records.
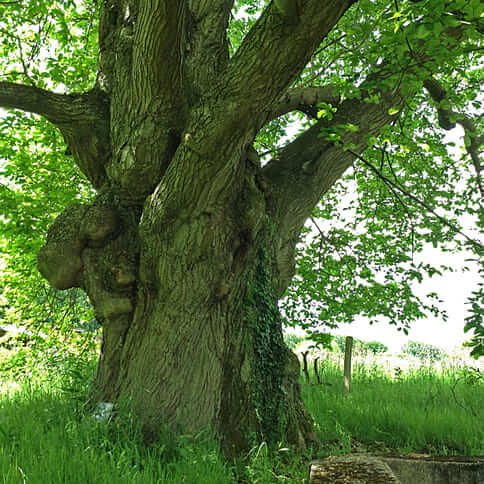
[0,81,111,188]
[224,0,355,123]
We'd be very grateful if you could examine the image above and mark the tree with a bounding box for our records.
[402,340,446,362]
[0,0,482,454]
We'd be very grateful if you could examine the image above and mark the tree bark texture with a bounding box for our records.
[0,0,418,454]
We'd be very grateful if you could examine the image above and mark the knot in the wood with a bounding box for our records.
[309,455,400,484]
[96,294,133,320]
[81,205,120,245]
[111,259,136,287]
[37,204,88,290]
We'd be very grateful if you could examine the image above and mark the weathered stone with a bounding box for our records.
[374,453,484,484]
[309,455,400,483]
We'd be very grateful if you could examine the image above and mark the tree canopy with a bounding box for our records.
[0,0,483,358]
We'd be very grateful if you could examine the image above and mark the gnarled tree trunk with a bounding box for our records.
[37,124,318,453]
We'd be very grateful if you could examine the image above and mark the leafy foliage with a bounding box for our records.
[279,0,483,355]
[0,0,97,335]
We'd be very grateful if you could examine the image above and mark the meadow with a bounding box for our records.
[0,336,483,483]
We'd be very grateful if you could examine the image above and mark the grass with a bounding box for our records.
[0,357,309,483]
[0,347,483,483]
[0,376,237,483]
[303,359,484,457]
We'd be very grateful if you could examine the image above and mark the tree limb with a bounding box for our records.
[0,81,93,124]
[97,1,234,200]
[0,81,111,188]
[223,0,356,127]
[184,0,233,88]
[263,88,401,236]
[260,92,400,295]
[423,78,484,200]
[268,86,341,121]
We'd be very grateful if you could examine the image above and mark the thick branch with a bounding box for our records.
[184,0,233,90]
[0,81,87,124]
[262,88,402,295]
[223,0,356,126]
[269,86,341,121]
[424,78,484,199]
[98,1,234,200]
[0,82,111,188]
[131,1,183,108]
[264,93,401,235]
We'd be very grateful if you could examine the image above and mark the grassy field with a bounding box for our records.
[303,358,484,457]
[0,348,483,483]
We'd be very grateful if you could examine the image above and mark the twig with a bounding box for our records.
[314,357,322,385]
[345,147,483,250]
[450,380,477,417]
[301,351,310,383]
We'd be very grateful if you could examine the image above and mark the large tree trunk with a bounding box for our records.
[21,0,394,455]
[38,151,316,453]
[2,0,480,458]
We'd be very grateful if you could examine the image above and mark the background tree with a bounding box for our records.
[402,340,446,363]
[0,0,482,454]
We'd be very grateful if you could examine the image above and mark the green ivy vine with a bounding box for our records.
[244,248,288,445]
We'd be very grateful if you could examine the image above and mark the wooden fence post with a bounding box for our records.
[344,336,353,395]
[301,351,310,383]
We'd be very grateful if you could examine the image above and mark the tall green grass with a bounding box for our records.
[303,359,484,456]
[0,348,482,483]
[0,359,308,483]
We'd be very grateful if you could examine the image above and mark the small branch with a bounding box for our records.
[301,351,311,383]
[343,336,353,396]
[269,86,340,121]
[313,357,321,385]
[347,147,483,250]
[450,380,478,417]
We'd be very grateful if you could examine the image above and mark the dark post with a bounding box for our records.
[344,336,353,395]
